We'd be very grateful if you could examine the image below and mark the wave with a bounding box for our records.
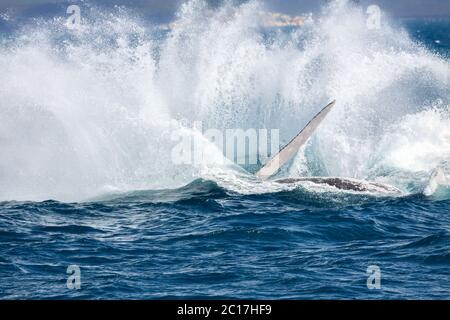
[0,0,449,201]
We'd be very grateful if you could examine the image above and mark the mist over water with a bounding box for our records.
[0,0,449,201]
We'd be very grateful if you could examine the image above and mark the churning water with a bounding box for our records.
[0,0,449,299]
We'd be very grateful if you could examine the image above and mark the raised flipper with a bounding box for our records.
[256,100,336,180]
[424,167,448,196]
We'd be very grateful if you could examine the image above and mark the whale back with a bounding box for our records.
[256,100,336,180]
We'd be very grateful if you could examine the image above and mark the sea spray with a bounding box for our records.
[0,0,449,201]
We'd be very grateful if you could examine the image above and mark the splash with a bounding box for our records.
[0,0,449,201]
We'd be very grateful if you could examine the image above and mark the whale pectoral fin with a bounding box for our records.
[424,166,447,196]
[256,100,337,180]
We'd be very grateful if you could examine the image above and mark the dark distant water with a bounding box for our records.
[405,19,450,57]
[1,13,450,299]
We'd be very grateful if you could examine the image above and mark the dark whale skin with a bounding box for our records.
[275,177,403,194]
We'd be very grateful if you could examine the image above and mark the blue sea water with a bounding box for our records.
[0,2,450,299]
[1,181,450,299]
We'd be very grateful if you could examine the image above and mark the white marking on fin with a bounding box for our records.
[424,166,447,196]
[256,100,337,180]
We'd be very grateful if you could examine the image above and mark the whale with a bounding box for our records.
[274,177,404,195]
[424,166,448,196]
[255,100,445,196]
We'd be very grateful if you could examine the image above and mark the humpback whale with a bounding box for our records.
[274,177,403,195]
[255,100,443,196]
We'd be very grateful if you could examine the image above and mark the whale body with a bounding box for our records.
[275,177,404,195]
[255,100,444,196]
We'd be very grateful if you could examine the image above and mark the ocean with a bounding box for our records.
[0,1,449,299]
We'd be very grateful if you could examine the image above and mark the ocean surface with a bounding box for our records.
[1,1,450,299]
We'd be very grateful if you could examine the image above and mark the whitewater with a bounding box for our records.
[0,0,448,201]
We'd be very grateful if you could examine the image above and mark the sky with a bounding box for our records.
[1,0,450,20]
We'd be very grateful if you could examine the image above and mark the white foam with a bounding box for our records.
[0,0,449,201]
